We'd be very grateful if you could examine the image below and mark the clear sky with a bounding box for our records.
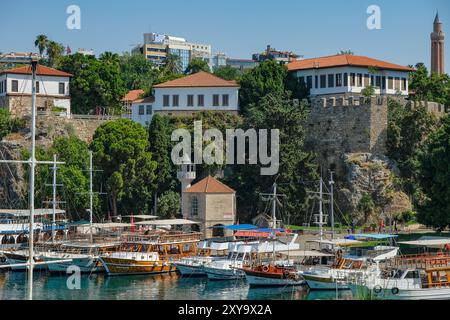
[1,0,449,73]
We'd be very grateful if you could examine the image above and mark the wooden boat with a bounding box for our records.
[350,263,450,300]
[99,232,201,276]
[242,264,304,287]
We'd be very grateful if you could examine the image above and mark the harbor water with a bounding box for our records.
[0,271,354,300]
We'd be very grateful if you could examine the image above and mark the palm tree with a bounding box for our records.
[34,35,48,57]
[163,53,183,75]
[46,41,64,67]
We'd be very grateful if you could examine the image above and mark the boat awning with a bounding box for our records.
[209,242,231,251]
[307,238,363,246]
[135,219,200,226]
[90,223,132,229]
[217,224,258,231]
[398,237,450,248]
[120,215,158,220]
[279,250,335,257]
[234,229,286,238]
[347,233,398,240]
[0,208,66,217]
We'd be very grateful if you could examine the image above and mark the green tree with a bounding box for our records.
[157,191,181,219]
[213,65,240,81]
[34,34,48,56]
[226,92,318,223]
[119,53,157,91]
[409,63,450,105]
[361,85,376,97]
[0,109,13,140]
[162,53,183,75]
[357,193,375,224]
[46,41,64,67]
[90,119,157,217]
[185,58,210,74]
[417,115,450,230]
[239,60,288,115]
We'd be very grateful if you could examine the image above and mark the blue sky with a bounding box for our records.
[1,0,449,73]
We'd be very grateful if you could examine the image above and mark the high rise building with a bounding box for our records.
[132,33,212,71]
[431,12,445,75]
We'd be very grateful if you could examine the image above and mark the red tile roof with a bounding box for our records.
[122,89,145,102]
[0,64,73,77]
[133,96,155,104]
[287,54,414,72]
[153,71,239,88]
[185,176,235,194]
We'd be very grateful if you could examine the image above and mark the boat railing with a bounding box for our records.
[120,232,202,243]
[389,253,450,269]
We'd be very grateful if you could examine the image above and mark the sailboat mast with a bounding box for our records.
[89,151,93,243]
[329,171,335,240]
[52,154,57,243]
[272,182,277,263]
[319,177,323,241]
[27,59,38,301]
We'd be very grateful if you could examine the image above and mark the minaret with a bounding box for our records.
[177,153,196,219]
[431,12,445,75]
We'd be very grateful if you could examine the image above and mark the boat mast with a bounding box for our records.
[89,151,93,244]
[27,59,38,301]
[51,154,57,243]
[272,182,277,263]
[319,177,324,241]
[329,171,335,240]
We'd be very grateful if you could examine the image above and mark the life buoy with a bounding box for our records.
[391,287,399,295]
[262,265,270,273]
[373,285,383,294]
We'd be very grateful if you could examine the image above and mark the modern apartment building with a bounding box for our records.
[132,33,212,71]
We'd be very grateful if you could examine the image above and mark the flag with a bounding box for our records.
[130,213,135,233]
[66,46,72,55]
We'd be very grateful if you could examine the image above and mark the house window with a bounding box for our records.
[187,95,194,107]
[306,76,313,89]
[172,95,179,107]
[198,95,204,107]
[58,82,65,95]
[36,81,40,93]
[12,80,19,92]
[364,74,370,87]
[382,76,386,90]
[163,95,170,107]
[357,74,363,87]
[328,74,334,88]
[388,77,394,90]
[191,196,199,216]
[344,73,348,86]
[146,105,152,115]
[395,77,400,90]
[315,76,318,88]
[213,94,220,106]
[376,76,381,88]
[320,75,326,88]
[401,78,407,91]
[4,80,7,93]
[335,74,342,87]
[222,94,229,106]
[298,76,305,86]
[370,75,374,85]
[350,73,356,86]
[138,105,144,115]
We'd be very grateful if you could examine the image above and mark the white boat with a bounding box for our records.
[1,249,47,271]
[173,241,231,277]
[204,243,254,280]
[38,242,120,273]
[350,267,450,300]
[301,244,400,290]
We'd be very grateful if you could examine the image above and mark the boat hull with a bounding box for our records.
[204,266,245,281]
[245,274,305,287]
[350,284,450,300]
[3,252,46,271]
[99,257,176,276]
[302,273,349,290]
[41,255,104,274]
[174,263,206,277]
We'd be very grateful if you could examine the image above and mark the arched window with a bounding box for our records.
[191,196,198,216]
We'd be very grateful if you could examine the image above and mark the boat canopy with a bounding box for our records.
[307,238,362,246]
[279,250,335,257]
[210,224,258,231]
[0,208,66,217]
[347,233,398,240]
[90,223,132,228]
[209,242,231,251]
[136,219,200,226]
[398,236,450,248]
[121,215,158,220]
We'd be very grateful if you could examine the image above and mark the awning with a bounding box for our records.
[121,215,158,220]
[307,238,362,246]
[221,224,258,231]
[398,237,450,248]
[0,208,66,217]
[90,223,132,229]
[279,250,335,258]
[348,233,398,240]
[136,219,199,226]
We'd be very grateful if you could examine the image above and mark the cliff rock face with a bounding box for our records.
[337,153,412,224]
[0,141,27,208]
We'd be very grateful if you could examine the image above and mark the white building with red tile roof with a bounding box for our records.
[131,71,240,126]
[287,54,414,97]
[0,64,72,117]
